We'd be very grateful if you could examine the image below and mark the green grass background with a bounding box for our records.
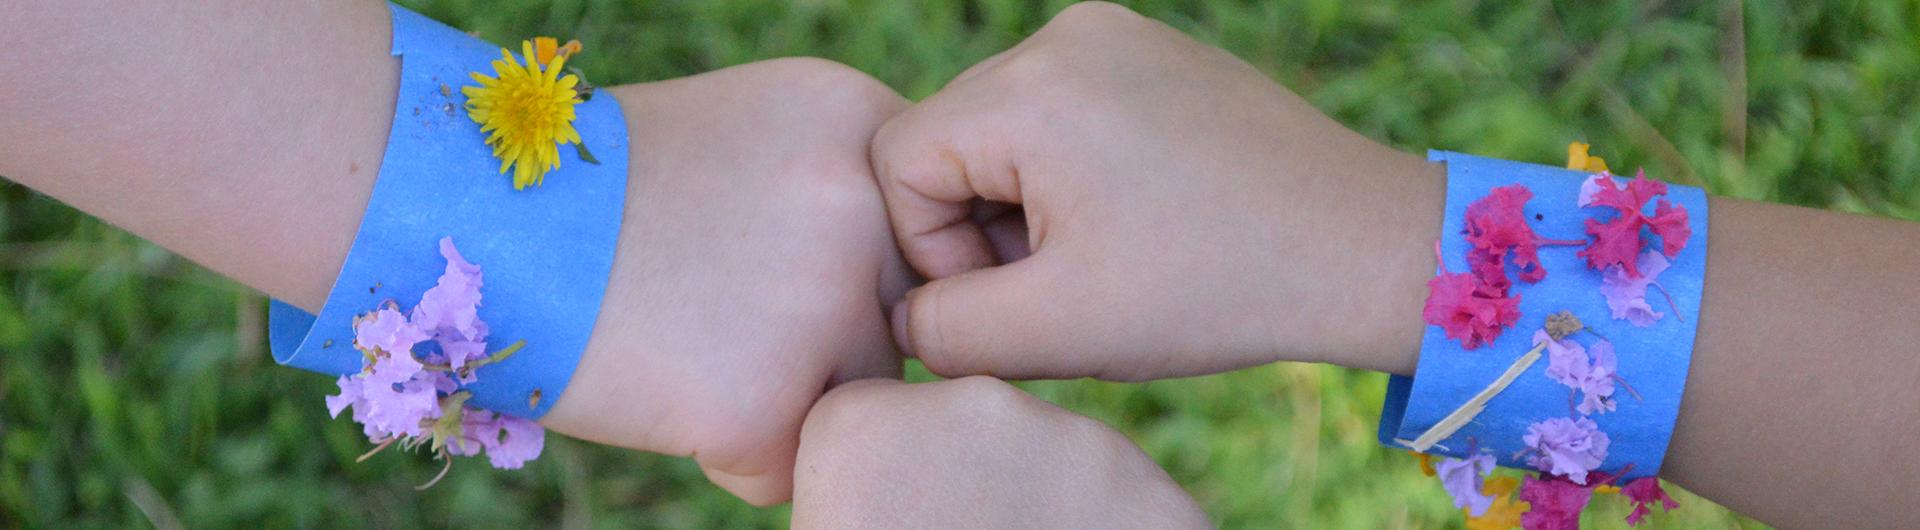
[3,0,1914,527]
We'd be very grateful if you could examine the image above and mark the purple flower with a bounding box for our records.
[327,236,545,473]
[1600,249,1672,327]
[453,409,546,469]
[1524,417,1610,484]
[354,307,430,357]
[411,238,486,347]
[1534,331,1619,415]
[1535,330,1589,388]
[1437,454,1496,516]
[1576,341,1618,415]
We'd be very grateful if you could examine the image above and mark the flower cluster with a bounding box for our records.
[1412,144,1690,528]
[327,238,544,485]
[1425,183,1589,349]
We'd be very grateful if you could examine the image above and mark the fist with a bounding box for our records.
[873,2,1444,381]
[541,58,913,505]
[792,377,1209,529]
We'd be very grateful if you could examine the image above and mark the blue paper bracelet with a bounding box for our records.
[267,4,629,419]
[1378,151,1709,480]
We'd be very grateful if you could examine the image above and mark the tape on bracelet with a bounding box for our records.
[267,4,628,419]
[1378,150,1708,482]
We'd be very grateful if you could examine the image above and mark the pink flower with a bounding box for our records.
[1576,172,1619,208]
[1621,477,1679,526]
[1466,185,1583,284]
[1438,454,1498,516]
[1519,474,1594,530]
[1577,170,1690,278]
[1423,272,1522,349]
[1523,417,1609,484]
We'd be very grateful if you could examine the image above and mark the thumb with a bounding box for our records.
[892,253,1132,380]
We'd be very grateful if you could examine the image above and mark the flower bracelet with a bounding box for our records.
[267,4,627,483]
[1379,146,1708,528]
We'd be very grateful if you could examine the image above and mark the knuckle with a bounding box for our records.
[941,375,1038,415]
[758,57,904,119]
[801,383,902,448]
[1053,2,1145,29]
[903,283,963,376]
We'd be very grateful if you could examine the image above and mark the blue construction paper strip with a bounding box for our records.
[1378,151,1708,480]
[266,4,629,419]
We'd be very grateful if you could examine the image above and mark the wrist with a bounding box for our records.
[1283,147,1441,376]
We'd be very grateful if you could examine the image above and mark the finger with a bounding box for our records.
[979,206,1032,263]
[701,458,795,507]
[892,252,1135,380]
[871,81,1029,280]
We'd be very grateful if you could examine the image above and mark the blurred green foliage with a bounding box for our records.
[4,0,1913,527]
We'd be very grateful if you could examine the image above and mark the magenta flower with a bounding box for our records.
[1437,454,1497,516]
[1523,417,1610,484]
[1423,272,1522,350]
[1519,474,1595,530]
[1577,170,1690,278]
[1622,477,1679,526]
[1576,172,1620,208]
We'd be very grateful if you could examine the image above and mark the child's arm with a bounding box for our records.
[869,3,1919,528]
[792,377,1210,529]
[0,0,395,310]
[2,0,913,505]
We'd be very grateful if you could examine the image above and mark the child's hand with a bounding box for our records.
[872,2,1443,381]
[791,377,1209,529]
[538,58,913,505]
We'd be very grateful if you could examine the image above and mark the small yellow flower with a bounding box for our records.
[463,40,584,190]
[1464,476,1531,530]
[532,37,582,68]
[1593,484,1621,495]
[1412,451,1438,477]
[1567,142,1610,173]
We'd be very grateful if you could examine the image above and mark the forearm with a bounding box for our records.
[1368,190,1920,527]
[0,0,396,310]
[1660,197,1920,529]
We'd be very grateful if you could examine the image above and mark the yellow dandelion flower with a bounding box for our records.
[462,40,584,190]
[1567,142,1610,173]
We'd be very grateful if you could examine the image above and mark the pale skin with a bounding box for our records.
[0,0,914,506]
[870,3,1919,529]
[792,377,1209,529]
[3,1,1917,529]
